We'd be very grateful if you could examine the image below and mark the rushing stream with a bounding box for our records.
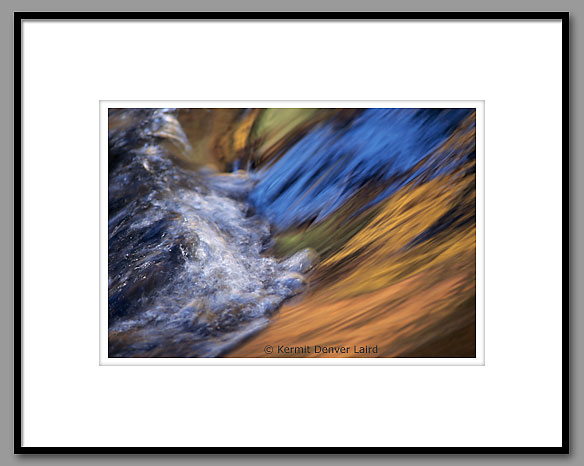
[108,107,476,358]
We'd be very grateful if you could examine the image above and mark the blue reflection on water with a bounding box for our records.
[249,108,473,230]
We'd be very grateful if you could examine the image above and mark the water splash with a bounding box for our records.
[108,109,316,357]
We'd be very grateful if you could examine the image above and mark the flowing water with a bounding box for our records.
[108,107,476,358]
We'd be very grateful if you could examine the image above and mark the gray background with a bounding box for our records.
[1,0,579,464]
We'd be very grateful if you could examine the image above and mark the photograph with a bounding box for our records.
[15,9,568,454]
[107,106,478,359]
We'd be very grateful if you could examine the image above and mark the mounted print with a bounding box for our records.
[104,104,483,362]
[17,13,567,452]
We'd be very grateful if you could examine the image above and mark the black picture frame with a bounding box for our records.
[14,11,570,454]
